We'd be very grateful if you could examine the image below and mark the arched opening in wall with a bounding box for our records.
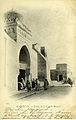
[18,45,30,90]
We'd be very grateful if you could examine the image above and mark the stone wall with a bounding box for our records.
[38,53,46,80]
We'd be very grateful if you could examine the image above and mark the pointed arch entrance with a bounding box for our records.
[18,45,30,90]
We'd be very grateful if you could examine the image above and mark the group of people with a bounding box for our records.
[18,78,40,92]
[26,78,41,92]
[62,77,73,87]
[18,77,49,92]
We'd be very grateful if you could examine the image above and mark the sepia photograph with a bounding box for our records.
[0,0,76,119]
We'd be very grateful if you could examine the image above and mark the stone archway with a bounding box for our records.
[18,45,30,90]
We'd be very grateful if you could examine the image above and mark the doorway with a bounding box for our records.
[59,74,63,81]
[18,45,30,90]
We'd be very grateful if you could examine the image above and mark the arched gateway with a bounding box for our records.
[18,45,30,90]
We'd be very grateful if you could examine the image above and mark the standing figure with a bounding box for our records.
[26,80,31,92]
[32,78,35,89]
[35,78,40,91]
[21,78,26,89]
[44,79,49,90]
[18,73,22,90]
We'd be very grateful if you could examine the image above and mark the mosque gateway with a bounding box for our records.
[4,11,50,94]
